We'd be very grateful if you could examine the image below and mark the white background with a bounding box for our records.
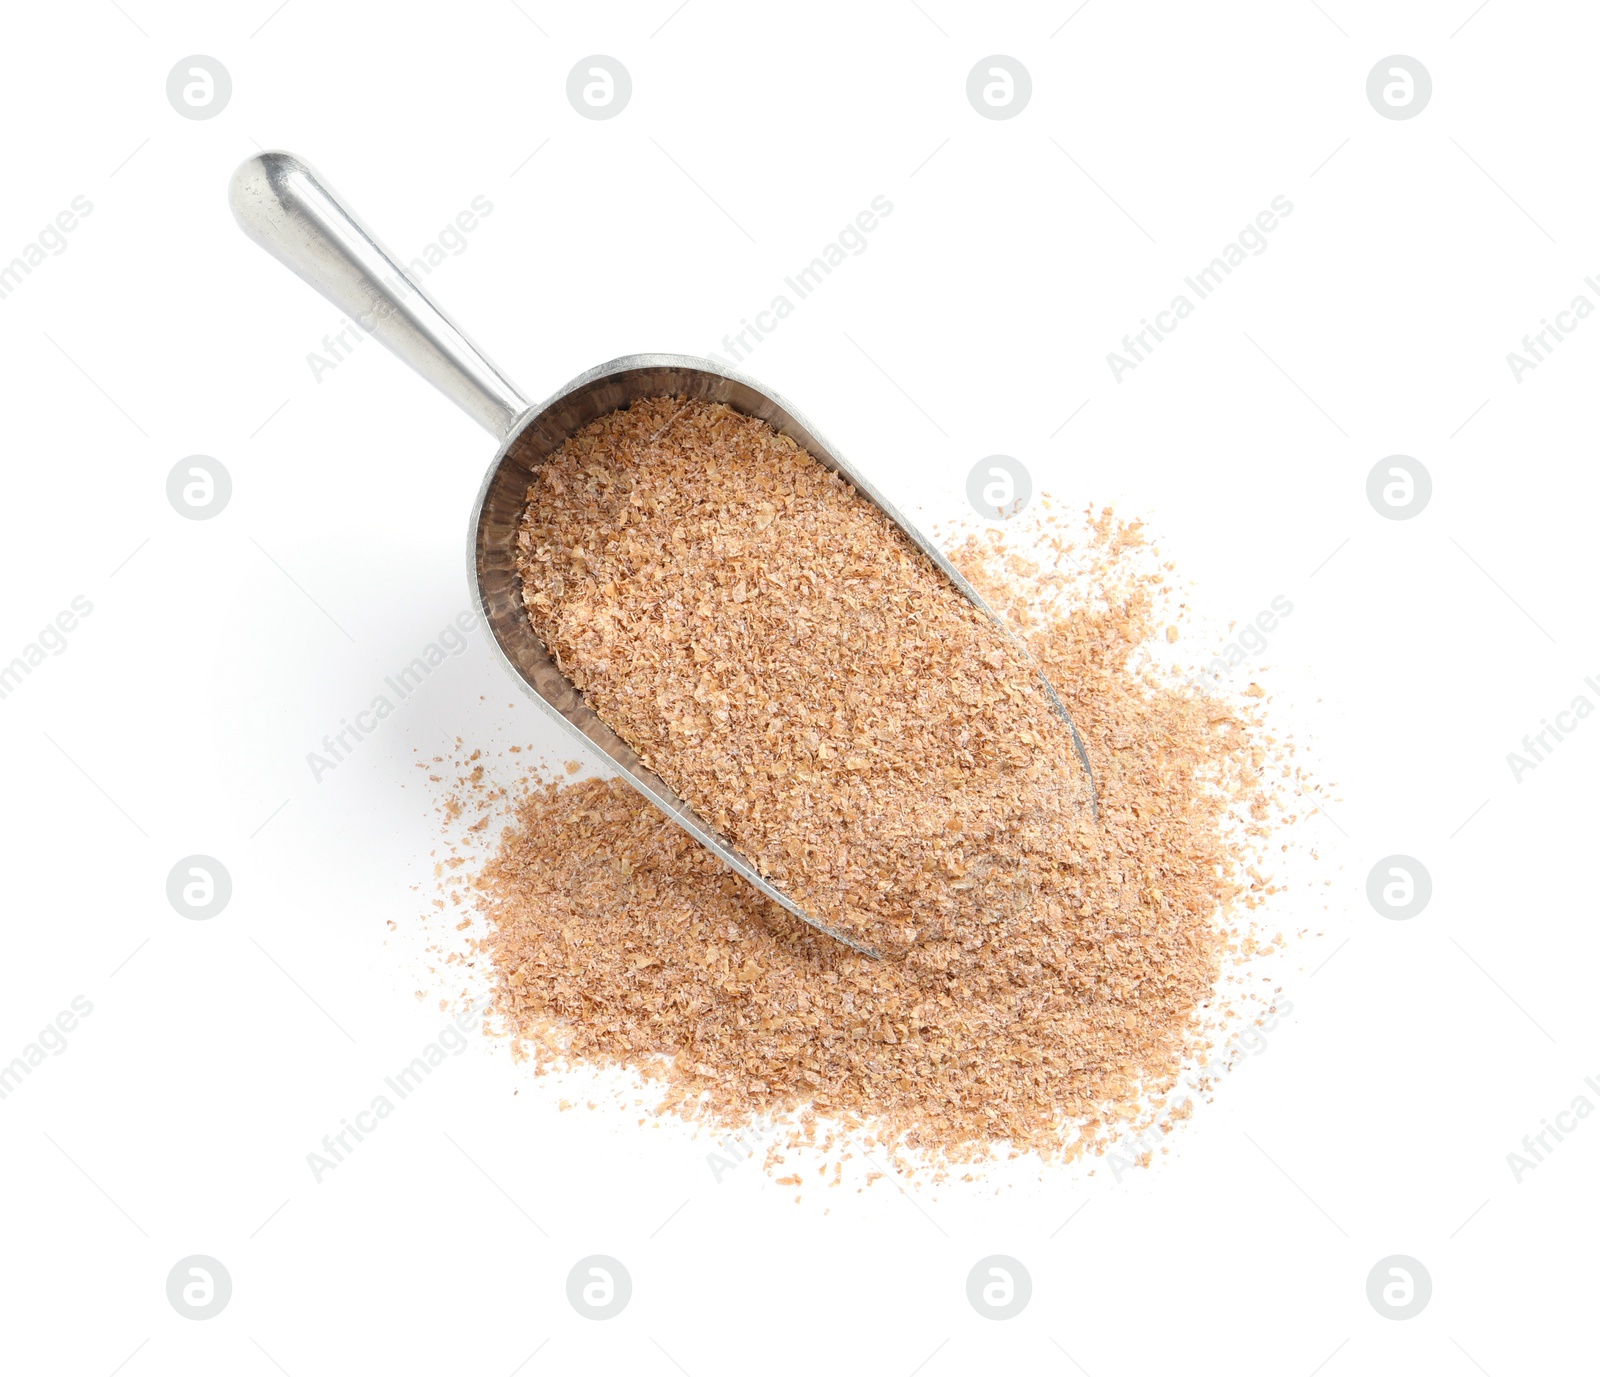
[1,1,1594,1372]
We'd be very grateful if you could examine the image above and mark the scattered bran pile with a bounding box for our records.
[434,457,1303,1167]
[514,396,1095,957]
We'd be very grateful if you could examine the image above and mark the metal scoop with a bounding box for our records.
[229,151,1095,957]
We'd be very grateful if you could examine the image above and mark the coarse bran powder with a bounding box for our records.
[513,396,1095,957]
[423,453,1321,1172]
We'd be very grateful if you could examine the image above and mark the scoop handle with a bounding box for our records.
[229,151,528,441]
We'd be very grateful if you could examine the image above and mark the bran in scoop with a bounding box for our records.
[514,396,1094,957]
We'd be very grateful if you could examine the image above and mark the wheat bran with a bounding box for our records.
[514,396,1094,956]
[443,500,1305,1167]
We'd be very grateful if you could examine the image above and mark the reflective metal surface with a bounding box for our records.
[229,151,1096,958]
[229,152,527,439]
